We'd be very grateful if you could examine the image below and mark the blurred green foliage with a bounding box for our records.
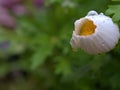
[0,0,120,90]
[106,5,120,22]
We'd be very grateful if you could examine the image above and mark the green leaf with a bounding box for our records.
[112,0,120,1]
[90,55,106,72]
[0,64,9,77]
[30,35,54,70]
[55,57,72,76]
[105,5,120,22]
[110,74,120,89]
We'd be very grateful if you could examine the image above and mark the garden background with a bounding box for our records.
[0,0,120,90]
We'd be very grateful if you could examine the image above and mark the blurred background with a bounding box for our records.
[0,0,120,90]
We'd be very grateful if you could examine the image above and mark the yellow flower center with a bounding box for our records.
[79,19,96,36]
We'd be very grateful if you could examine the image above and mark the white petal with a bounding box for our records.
[70,10,120,54]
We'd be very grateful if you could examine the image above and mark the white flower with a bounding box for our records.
[70,10,120,54]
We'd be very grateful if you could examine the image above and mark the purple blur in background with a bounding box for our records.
[0,0,44,29]
[12,5,28,16]
[0,41,10,49]
[0,0,23,8]
[33,0,44,8]
[0,6,16,28]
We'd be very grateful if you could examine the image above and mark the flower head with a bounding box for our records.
[70,10,120,54]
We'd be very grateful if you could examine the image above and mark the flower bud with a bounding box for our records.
[70,10,120,54]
